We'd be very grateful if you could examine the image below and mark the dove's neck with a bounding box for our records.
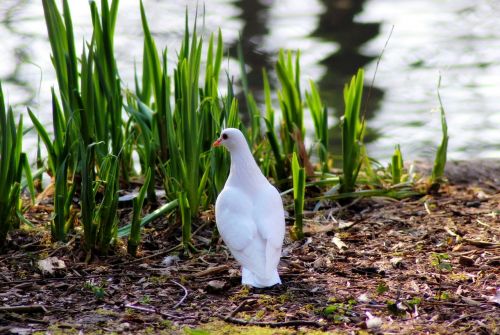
[227,145,267,191]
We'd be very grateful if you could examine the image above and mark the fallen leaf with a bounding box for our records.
[365,312,382,329]
[37,257,65,275]
[488,289,500,305]
[332,236,347,250]
[338,221,355,229]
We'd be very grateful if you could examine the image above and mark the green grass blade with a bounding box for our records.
[128,168,152,256]
[117,199,179,238]
[291,152,305,240]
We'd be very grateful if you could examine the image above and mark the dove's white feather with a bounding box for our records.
[214,128,285,287]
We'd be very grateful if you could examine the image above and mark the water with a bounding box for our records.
[1,0,499,162]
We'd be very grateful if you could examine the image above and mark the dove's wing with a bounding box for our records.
[252,184,285,274]
[215,186,276,279]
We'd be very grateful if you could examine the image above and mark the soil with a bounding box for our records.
[0,161,499,335]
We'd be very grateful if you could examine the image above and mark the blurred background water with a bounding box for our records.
[1,0,499,162]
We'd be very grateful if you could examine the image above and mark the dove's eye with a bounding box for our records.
[222,133,228,140]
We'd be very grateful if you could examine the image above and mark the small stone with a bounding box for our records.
[357,293,370,303]
[161,255,180,267]
[476,191,488,200]
[118,322,130,331]
[313,257,325,269]
[37,257,66,275]
[390,257,405,269]
[465,200,481,208]
[365,312,382,329]
[366,317,382,329]
[206,280,226,293]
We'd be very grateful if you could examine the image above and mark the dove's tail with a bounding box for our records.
[242,267,281,288]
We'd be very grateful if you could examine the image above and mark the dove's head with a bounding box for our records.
[212,128,248,152]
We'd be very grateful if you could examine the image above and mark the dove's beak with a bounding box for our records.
[212,138,222,147]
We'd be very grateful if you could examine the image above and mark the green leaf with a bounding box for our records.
[377,282,389,295]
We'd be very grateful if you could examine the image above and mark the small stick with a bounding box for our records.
[228,299,251,318]
[170,280,188,308]
[445,228,500,247]
[124,245,182,265]
[189,264,229,278]
[124,304,179,319]
[219,299,322,328]
[124,304,156,314]
[0,272,145,287]
[462,238,499,248]
[219,316,323,328]
[6,314,49,325]
[447,309,496,327]
[0,305,47,314]
[362,25,395,121]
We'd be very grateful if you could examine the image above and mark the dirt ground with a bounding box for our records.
[0,160,499,334]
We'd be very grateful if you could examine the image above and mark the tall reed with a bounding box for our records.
[291,152,306,240]
[276,50,304,158]
[134,5,226,217]
[340,69,365,193]
[306,80,329,172]
[431,77,448,187]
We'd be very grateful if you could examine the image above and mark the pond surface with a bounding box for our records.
[1,0,499,161]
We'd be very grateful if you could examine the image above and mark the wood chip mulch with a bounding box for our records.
[0,161,499,334]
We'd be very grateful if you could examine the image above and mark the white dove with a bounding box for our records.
[213,128,285,288]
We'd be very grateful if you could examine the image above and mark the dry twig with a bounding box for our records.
[124,304,179,319]
[170,280,188,308]
[447,309,497,327]
[0,305,47,314]
[220,316,323,328]
[218,299,323,328]
[188,264,229,278]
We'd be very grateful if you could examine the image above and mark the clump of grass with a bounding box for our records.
[80,144,120,256]
[28,91,76,242]
[135,7,222,218]
[27,0,447,258]
[340,69,365,193]
[0,83,32,247]
[41,0,127,251]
